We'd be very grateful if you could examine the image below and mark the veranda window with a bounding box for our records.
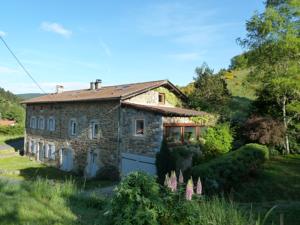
[184,127,196,143]
[166,127,181,143]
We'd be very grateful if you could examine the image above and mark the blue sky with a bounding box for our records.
[0,0,264,94]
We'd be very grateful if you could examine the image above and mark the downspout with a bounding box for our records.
[117,100,122,174]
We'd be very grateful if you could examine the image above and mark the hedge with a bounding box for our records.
[0,125,24,136]
[191,143,269,195]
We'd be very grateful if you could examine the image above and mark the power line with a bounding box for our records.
[0,36,46,94]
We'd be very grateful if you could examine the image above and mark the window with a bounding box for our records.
[48,117,55,131]
[135,119,145,136]
[38,117,45,129]
[30,140,36,153]
[70,119,77,136]
[166,127,181,143]
[30,117,37,128]
[158,93,165,104]
[48,144,56,160]
[92,122,99,138]
[184,127,196,143]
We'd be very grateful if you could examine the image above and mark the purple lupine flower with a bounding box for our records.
[196,177,202,195]
[185,178,194,200]
[164,173,170,187]
[170,171,177,192]
[179,170,184,184]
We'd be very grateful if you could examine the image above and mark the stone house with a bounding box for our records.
[22,80,206,178]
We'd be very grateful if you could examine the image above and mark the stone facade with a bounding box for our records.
[25,101,120,176]
[24,85,200,177]
[124,88,174,107]
[120,107,163,158]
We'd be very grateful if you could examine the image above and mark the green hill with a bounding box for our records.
[17,93,45,101]
[0,88,25,123]
[224,69,256,123]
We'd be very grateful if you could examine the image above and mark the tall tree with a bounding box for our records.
[190,63,231,116]
[238,0,300,153]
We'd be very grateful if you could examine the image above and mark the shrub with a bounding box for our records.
[105,172,265,225]
[0,125,24,136]
[96,165,120,181]
[202,123,234,156]
[243,115,285,147]
[191,143,269,194]
[106,172,163,225]
[156,139,176,183]
[169,144,201,173]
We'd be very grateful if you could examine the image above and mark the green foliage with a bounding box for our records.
[106,172,270,225]
[229,53,249,70]
[154,87,183,107]
[190,114,218,126]
[191,143,269,194]
[0,87,25,123]
[106,172,162,225]
[0,125,24,136]
[156,139,176,183]
[202,123,234,156]
[238,0,300,153]
[189,63,232,116]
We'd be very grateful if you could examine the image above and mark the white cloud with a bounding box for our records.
[0,31,6,37]
[41,22,72,38]
[168,52,201,61]
[0,66,18,73]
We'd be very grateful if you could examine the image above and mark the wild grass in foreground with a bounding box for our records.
[0,178,107,225]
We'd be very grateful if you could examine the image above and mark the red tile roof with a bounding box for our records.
[122,102,206,117]
[22,80,186,104]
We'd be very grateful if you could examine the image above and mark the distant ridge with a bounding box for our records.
[17,93,46,101]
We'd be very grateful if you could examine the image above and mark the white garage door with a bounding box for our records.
[121,153,156,176]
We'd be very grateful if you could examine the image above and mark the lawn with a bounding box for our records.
[0,149,114,189]
[233,154,300,225]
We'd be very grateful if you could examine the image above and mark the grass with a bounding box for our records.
[0,178,108,225]
[0,149,115,189]
[233,154,300,225]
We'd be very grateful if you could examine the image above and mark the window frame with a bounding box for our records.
[38,116,45,130]
[158,93,165,104]
[48,116,55,131]
[70,119,77,136]
[30,116,37,129]
[164,123,201,144]
[134,119,145,136]
[89,120,100,139]
[47,143,56,160]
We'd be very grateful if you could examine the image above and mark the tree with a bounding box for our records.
[238,0,300,154]
[244,115,285,147]
[190,63,231,116]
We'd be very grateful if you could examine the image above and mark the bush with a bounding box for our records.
[202,123,234,156]
[0,125,24,136]
[156,139,176,183]
[106,172,163,225]
[96,165,120,181]
[105,172,264,225]
[191,143,269,194]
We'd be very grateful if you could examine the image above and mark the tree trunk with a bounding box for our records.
[282,96,290,154]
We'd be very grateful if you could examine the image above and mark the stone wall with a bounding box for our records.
[25,101,120,175]
[120,107,163,158]
[124,87,176,107]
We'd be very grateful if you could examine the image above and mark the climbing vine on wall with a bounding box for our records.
[191,114,218,126]
[154,87,183,107]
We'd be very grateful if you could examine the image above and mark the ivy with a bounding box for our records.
[154,87,183,107]
[191,114,218,126]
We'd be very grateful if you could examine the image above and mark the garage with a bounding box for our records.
[121,153,156,176]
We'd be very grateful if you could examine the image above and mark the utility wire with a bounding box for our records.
[0,36,47,94]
